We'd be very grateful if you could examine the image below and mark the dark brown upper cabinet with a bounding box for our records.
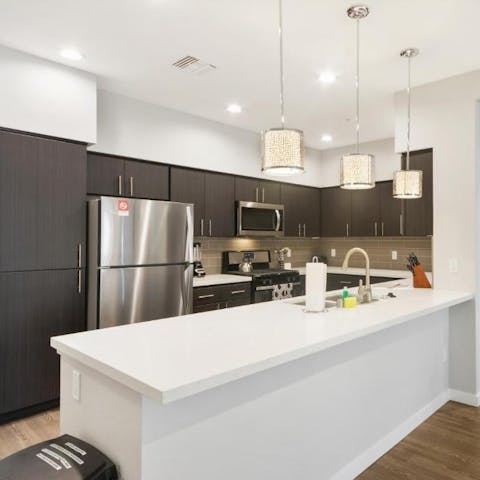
[171,167,235,237]
[205,172,235,237]
[171,168,205,236]
[86,153,124,196]
[350,188,381,236]
[0,131,86,272]
[235,177,281,204]
[123,160,169,200]
[379,181,403,236]
[403,149,433,236]
[280,184,321,237]
[87,152,169,200]
[320,187,352,237]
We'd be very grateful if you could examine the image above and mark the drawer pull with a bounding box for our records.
[339,281,352,285]
[198,294,215,299]
[231,289,246,294]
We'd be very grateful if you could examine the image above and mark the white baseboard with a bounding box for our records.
[330,391,449,480]
[449,388,480,406]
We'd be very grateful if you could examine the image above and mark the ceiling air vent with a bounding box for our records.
[172,55,217,75]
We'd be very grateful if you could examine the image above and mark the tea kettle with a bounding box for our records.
[239,254,253,273]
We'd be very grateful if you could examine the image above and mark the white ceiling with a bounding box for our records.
[0,0,479,150]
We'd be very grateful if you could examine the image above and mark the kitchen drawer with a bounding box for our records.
[193,282,251,306]
[193,302,223,313]
[193,286,223,306]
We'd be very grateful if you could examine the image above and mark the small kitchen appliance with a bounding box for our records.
[193,242,206,277]
[222,250,300,303]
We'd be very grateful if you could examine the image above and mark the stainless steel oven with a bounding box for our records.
[236,201,284,237]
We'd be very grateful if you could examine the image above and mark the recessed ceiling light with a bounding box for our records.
[321,134,333,142]
[60,48,84,61]
[226,104,242,114]
[318,71,337,84]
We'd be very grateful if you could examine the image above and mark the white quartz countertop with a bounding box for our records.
[52,287,471,405]
[193,274,252,287]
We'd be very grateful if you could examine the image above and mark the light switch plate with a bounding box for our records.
[391,251,398,261]
[72,370,81,401]
[449,258,458,273]
[331,249,336,257]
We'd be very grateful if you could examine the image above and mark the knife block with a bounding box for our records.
[413,264,431,288]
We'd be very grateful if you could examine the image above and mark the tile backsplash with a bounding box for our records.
[195,236,432,274]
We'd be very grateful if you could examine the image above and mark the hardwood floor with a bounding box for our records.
[0,409,59,459]
[358,402,480,479]
[0,402,479,479]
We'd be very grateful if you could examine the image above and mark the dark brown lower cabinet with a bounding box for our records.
[0,269,85,419]
[193,282,251,313]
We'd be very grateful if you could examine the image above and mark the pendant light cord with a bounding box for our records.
[355,18,360,153]
[279,0,285,128]
[406,54,411,170]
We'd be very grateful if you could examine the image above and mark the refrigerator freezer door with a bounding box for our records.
[98,264,193,329]
[98,197,193,267]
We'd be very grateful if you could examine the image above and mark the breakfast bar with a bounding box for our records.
[52,287,472,480]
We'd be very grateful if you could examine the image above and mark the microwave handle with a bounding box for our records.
[274,209,281,231]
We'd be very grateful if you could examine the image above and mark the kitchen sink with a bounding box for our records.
[288,294,378,308]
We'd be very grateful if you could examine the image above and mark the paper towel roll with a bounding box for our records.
[305,262,327,312]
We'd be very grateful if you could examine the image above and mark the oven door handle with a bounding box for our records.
[274,209,281,231]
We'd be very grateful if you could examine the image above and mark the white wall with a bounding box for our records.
[91,90,323,187]
[319,138,400,188]
[394,70,480,397]
[0,45,97,143]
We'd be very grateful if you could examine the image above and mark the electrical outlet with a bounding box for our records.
[449,258,458,273]
[331,248,336,257]
[391,251,398,261]
[72,370,81,401]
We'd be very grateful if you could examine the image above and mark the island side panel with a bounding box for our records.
[60,357,143,480]
[140,310,449,480]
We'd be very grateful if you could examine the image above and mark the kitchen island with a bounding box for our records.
[52,287,472,480]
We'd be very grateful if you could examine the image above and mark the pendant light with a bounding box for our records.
[393,48,422,199]
[340,5,375,190]
[261,0,305,176]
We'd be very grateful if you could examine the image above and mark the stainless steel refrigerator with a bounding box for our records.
[87,196,194,329]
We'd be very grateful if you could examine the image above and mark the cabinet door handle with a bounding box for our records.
[198,294,215,299]
[255,187,259,202]
[78,270,82,294]
[303,224,306,237]
[298,224,301,237]
[118,175,123,195]
[209,219,212,236]
[262,188,265,203]
[77,243,82,268]
[374,222,378,236]
[231,289,246,294]
[200,218,204,236]
[130,176,134,197]
[400,214,404,236]
[346,223,349,237]
[381,222,385,236]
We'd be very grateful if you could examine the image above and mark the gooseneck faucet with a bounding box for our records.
[342,247,372,302]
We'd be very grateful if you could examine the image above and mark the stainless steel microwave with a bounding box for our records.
[237,201,284,237]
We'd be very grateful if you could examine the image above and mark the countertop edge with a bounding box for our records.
[52,291,473,405]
